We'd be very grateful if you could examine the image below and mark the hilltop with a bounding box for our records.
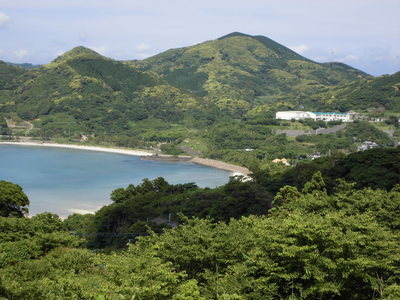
[47,46,106,66]
[134,32,369,112]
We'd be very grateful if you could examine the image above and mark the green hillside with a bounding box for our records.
[306,71,400,112]
[135,32,369,112]
[0,34,374,131]
[0,61,29,90]
[0,47,204,136]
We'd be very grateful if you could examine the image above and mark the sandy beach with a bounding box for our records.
[191,157,251,177]
[0,141,154,157]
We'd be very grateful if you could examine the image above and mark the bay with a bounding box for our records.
[0,145,231,217]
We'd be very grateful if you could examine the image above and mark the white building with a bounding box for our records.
[275,111,316,121]
[276,111,352,122]
[313,112,351,122]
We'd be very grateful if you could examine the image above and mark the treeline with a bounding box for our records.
[265,146,400,192]
[71,177,273,249]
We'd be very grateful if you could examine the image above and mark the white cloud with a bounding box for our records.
[14,49,28,59]
[289,44,309,54]
[0,12,11,28]
[136,43,151,52]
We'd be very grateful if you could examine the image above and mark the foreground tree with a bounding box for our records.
[0,180,29,217]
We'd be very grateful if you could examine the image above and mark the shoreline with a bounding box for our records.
[191,157,251,177]
[0,141,251,177]
[0,141,154,157]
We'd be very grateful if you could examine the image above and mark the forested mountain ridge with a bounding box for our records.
[0,46,165,118]
[0,33,398,160]
[0,46,204,136]
[134,32,370,111]
[0,33,382,130]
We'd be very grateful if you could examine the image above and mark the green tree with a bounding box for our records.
[273,185,301,206]
[0,180,29,217]
[302,171,327,195]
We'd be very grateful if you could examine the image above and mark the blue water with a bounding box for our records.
[0,145,231,217]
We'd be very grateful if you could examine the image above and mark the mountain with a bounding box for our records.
[0,46,202,136]
[0,46,155,117]
[134,32,370,112]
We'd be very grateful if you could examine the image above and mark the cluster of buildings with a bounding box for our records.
[275,111,356,122]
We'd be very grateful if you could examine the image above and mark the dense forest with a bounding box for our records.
[1,147,399,299]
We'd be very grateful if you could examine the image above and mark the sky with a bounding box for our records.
[0,0,399,76]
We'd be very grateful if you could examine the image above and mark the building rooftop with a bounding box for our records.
[313,112,347,115]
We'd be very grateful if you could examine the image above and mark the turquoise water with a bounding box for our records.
[0,145,231,217]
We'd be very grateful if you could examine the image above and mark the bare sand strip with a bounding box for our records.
[0,141,153,157]
[191,157,251,176]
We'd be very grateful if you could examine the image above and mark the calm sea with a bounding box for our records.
[0,145,231,217]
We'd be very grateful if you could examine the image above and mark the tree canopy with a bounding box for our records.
[0,180,29,217]
[0,175,399,299]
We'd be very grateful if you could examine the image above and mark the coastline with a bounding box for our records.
[0,141,154,157]
[0,141,251,177]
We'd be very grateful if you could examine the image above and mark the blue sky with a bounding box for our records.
[0,0,399,76]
